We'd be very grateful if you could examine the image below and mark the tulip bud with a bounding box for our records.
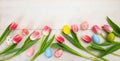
[81,35,92,43]
[63,25,70,34]
[106,32,115,42]
[92,25,101,34]
[13,34,22,44]
[56,35,64,43]
[42,26,51,35]
[102,24,112,33]
[30,31,40,40]
[9,22,18,30]
[71,24,79,32]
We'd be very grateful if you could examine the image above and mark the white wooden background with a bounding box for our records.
[0,0,120,61]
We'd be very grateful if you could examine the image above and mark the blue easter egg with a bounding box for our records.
[92,34,100,44]
[45,48,53,58]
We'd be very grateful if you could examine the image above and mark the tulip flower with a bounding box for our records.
[63,25,70,34]
[22,28,29,36]
[3,31,41,60]
[9,22,18,30]
[92,25,101,34]
[81,35,92,43]
[30,31,40,40]
[102,24,112,33]
[71,24,79,32]
[0,34,22,55]
[13,34,22,44]
[0,22,18,45]
[42,26,51,35]
[56,35,64,43]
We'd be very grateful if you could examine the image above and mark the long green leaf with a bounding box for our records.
[0,44,17,55]
[2,48,20,56]
[31,34,55,61]
[88,43,105,51]
[62,32,84,49]
[40,35,55,53]
[99,43,120,57]
[107,17,120,36]
[0,25,11,45]
[3,38,40,60]
[51,43,99,61]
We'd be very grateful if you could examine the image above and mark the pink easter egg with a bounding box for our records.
[27,46,35,57]
[22,28,29,36]
[54,49,63,58]
[80,21,89,30]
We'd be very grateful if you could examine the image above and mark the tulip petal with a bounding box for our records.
[92,25,101,34]
[9,22,18,30]
[30,31,40,40]
[13,34,22,44]
[56,35,64,43]
[71,24,79,32]
[42,26,51,35]
[81,35,92,43]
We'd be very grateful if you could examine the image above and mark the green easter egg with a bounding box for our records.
[107,32,115,42]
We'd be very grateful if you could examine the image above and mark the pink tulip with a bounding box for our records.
[22,28,29,36]
[9,22,18,30]
[30,31,40,40]
[56,35,64,43]
[13,34,22,44]
[42,26,51,35]
[102,24,112,33]
[92,25,101,34]
[81,35,92,43]
[27,46,35,57]
[71,24,79,32]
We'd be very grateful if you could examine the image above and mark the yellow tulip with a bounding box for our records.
[63,25,70,34]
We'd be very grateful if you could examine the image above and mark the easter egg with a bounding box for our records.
[54,49,63,58]
[106,32,115,42]
[27,46,35,57]
[45,48,53,58]
[92,34,100,44]
[80,21,89,30]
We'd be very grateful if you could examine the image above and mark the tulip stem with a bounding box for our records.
[83,49,108,61]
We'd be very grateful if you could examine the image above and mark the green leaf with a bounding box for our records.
[62,31,108,61]
[99,43,120,57]
[106,17,120,37]
[2,48,20,56]
[62,32,84,49]
[40,35,55,53]
[4,38,40,60]
[98,42,113,46]
[31,34,55,61]
[0,44,17,55]
[0,25,11,45]
[51,43,99,61]
[89,43,105,51]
